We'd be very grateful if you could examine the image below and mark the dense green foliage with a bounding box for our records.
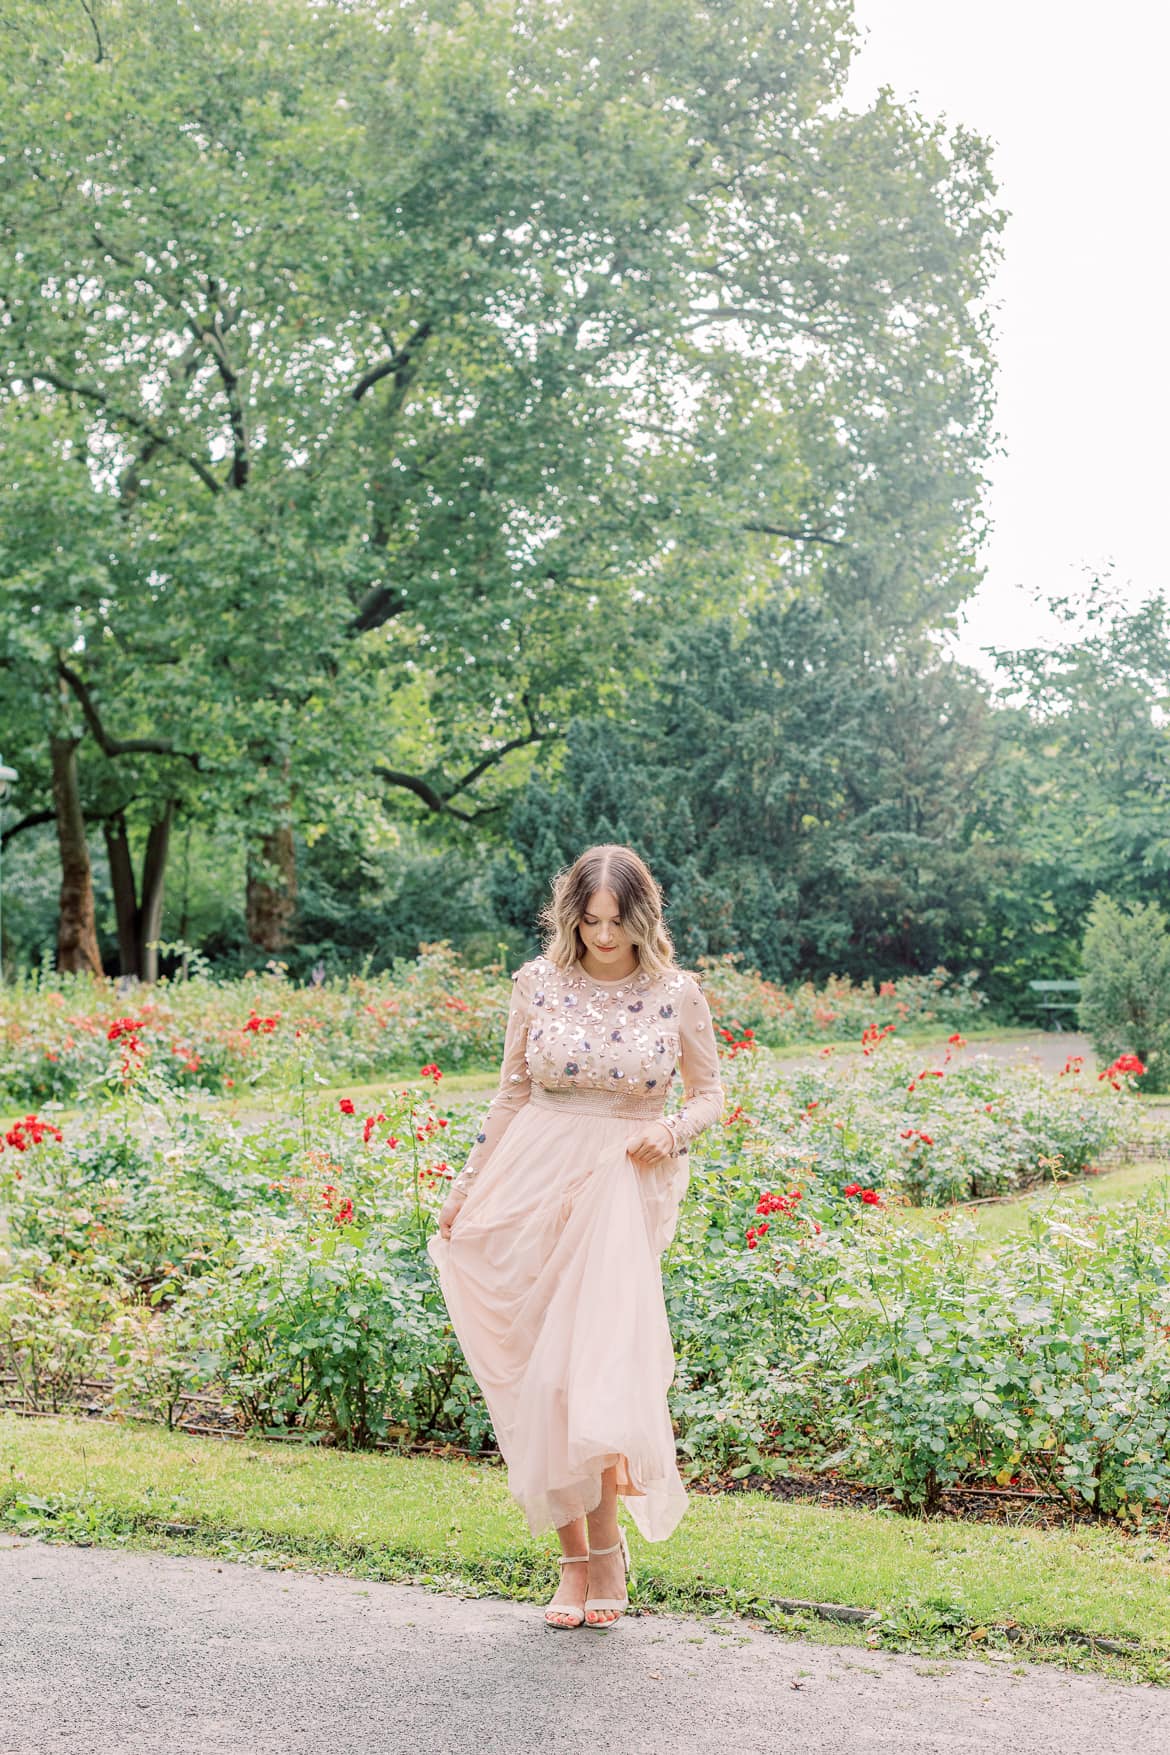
[0,0,1010,983]
[6,573,1169,1011]
[496,605,1004,978]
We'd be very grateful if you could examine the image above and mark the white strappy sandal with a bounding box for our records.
[584,1527,631,1628]
[544,1552,589,1629]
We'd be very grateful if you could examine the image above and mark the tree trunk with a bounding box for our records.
[49,734,103,975]
[103,801,176,982]
[104,810,139,978]
[139,800,175,984]
[245,819,298,952]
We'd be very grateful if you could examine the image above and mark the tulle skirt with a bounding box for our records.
[426,1088,691,1541]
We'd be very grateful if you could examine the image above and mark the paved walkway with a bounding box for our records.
[1,1535,1165,1754]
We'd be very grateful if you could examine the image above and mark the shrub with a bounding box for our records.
[1079,893,1170,1092]
[0,1249,120,1412]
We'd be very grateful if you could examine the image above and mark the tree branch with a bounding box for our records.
[743,520,847,549]
[346,583,410,635]
[192,282,249,488]
[77,0,104,62]
[19,368,222,494]
[448,722,545,798]
[372,767,488,822]
[372,711,547,820]
[351,317,434,404]
[56,658,202,766]
[678,301,836,340]
[1,807,57,848]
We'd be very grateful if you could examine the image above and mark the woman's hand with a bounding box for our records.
[626,1121,676,1169]
[437,1185,468,1240]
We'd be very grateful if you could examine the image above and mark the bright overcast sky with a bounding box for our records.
[842,2,1169,678]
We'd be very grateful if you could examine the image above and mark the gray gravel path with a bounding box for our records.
[1,1534,1166,1755]
[911,1030,1095,1078]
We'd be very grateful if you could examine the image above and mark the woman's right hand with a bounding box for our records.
[437,1186,468,1240]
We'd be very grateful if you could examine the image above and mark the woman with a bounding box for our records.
[427,843,725,1630]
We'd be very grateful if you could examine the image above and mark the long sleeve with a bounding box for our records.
[453,962,533,1189]
[660,977,725,1154]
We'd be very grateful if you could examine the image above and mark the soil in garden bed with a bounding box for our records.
[693,1466,1170,1539]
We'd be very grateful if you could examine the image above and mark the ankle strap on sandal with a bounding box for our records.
[557,1553,589,1565]
[588,1539,622,1556]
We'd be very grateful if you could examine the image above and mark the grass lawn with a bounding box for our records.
[895,1159,1170,1248]
[3,1414,1168,1684]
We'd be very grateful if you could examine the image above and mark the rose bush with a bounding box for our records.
[695,953,988,1047]
[0,943,510,1108]
[717,1033,1138,1206]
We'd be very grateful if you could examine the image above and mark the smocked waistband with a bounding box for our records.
[528,1083,667,1121]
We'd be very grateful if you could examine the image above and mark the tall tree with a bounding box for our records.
[967,577,1170,999]
[498,595,1005,980]
[0,0,1004,973]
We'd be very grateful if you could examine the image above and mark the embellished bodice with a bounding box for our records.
[527,956,694,1105]
[459,954,725,1180]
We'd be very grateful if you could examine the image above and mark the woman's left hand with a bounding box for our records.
[626,1121,676,1168]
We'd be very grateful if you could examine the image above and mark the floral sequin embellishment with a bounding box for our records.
[516,957,702,1123]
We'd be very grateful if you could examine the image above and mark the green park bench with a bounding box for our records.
[1027,978,1082,1030]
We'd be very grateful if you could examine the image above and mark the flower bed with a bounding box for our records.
[0,1037,1156,1523]
[0,946,989,1110]
[697,953,988,1046]
[668,1162,1170,1518]
[0,943,507,1109]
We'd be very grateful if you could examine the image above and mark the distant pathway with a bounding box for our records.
[1,1535,1165,1755]
[921,1029,1095,1078]
[773,1029,1096,1081]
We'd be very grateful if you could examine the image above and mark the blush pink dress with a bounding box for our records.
[427,953,725,1542]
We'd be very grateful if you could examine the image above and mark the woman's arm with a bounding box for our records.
[448,961,533,1198]
[659,977,725,1155]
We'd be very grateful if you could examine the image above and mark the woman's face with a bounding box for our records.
[578,887,636,965]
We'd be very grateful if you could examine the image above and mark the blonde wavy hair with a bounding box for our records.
[536,843,700,984]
